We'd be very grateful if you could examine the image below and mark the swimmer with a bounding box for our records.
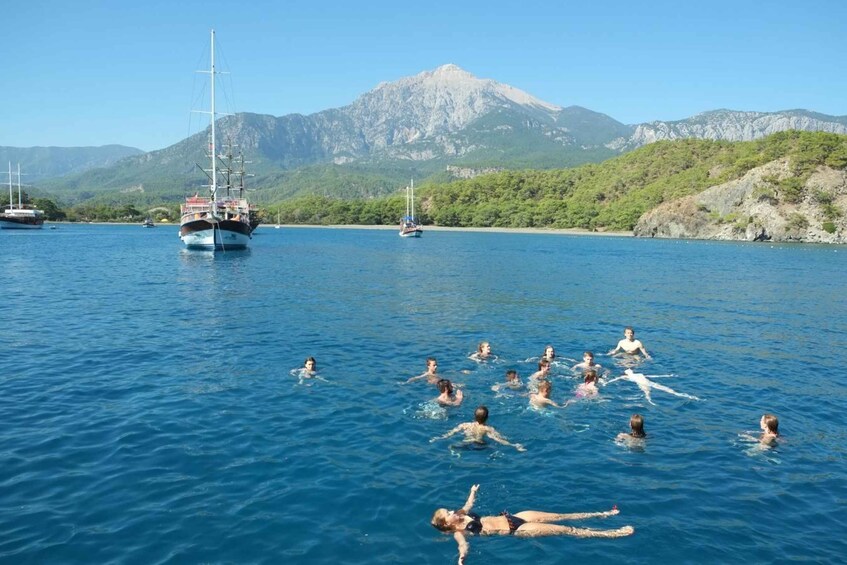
[436,379,464,407]
[491,369,523,392]
[575,369,599,399]
[406,357,440,384]
[303,356,316,375]
[470,341,493,361]
[572,351,603,373]
[528,358,551,391]
[759,414,780,446]
[431,484,633,565]
[616,414,646,442]
[431,406,525,452]
[542,345,556,362]
[608,327,651,359]
[604,369,698,405]
[530,381,567,409]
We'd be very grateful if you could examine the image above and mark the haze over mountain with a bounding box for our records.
[27,64,847,204]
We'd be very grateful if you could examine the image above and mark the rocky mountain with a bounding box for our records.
[634,160,847,243]
[0,145,144,182]
[614,109,847,151]
[29,65,847,204]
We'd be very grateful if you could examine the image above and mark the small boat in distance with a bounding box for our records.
[142,217,155,228]
[399,179,422,238]
[179,29,252,251]
[275,210,281,229]
[1,162,44,230]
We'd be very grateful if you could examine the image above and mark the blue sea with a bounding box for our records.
[1,224,845,564]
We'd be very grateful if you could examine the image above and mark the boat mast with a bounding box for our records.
[7,162,11,209]
[410,178,415,220]
[209,29,217,203]
[17,163,22,208]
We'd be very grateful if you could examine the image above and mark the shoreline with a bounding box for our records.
[268,224,634,237]
[50,221,633,237]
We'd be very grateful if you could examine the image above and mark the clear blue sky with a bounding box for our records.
[2,0,845,151]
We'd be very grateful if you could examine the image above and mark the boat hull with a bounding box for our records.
[0,216,44,229]
[179,218,251,250]
[399,228,422,238]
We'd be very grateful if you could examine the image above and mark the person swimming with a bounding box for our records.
[436,378,464,406]
[431,406,525,452]
[406,357,440,384]
[431,484,634,564]
[491,369,523,392]
[604,369,698,405]
[608,327,651,359]
[527,358,551,393]
[572,351,603,373]
[470,341,494,361]
[542,345,556,362]
[759,413,780,446]
[575,369,599,399]
[530,381,568,409]
[616,414,646,442]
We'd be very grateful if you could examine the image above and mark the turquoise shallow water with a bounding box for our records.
[1,224,846,563]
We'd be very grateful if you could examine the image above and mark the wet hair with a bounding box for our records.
[431,508,452,532]
[437,379,454,394]
[543,345,556,359]
[474,406,489,424]
[624,326,634,334]
[630,414,645,437]
[538,358,550,370]
[426,357,437,366]
[304,356,316,369]
[477,342,490,354]
[583,369,598,383]
[583,350,594,360]
[762,413,779,435]
[506,369,518,381]
[538,381,552,394]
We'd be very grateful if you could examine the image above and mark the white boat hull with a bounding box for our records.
[180,224,251,250]
[399,229,422,238]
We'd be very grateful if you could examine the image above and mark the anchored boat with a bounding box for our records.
[179,29,252,251]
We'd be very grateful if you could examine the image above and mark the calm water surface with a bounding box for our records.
[1,224,845,563]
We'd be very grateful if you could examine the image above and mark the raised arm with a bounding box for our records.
[453,531,469,565]
[405,374,427,384]
[462,484,479,513]
[603,375,625,386]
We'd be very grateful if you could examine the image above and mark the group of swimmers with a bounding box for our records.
[293,327,781,563]
[412,327,781,563]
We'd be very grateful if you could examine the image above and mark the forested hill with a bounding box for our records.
[273,131,847,233]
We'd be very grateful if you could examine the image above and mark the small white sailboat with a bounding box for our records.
[1,162,44,230]
[179,30,252,251]
[275,210,281,229]
[399,179,422,238]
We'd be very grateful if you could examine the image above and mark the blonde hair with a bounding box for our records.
[431,508,452,532]
[538,381,552,394]
[762,414,779,434]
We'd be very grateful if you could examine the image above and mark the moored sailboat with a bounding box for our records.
[179,30,251,251]
[1,163,44,230]
[399,179,422,238]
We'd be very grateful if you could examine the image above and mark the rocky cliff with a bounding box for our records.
[634,160,847,243]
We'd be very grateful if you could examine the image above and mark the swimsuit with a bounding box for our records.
[464,512,483,535]
[500,511,526,534]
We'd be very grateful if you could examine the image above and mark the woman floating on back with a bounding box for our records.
[431,484,634,564]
